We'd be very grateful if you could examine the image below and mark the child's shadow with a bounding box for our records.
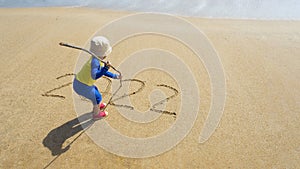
[43,112,95,156]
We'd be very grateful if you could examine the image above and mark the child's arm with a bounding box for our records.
[104,71,118,79]
[91,57,109,80]
[91,57,120,80]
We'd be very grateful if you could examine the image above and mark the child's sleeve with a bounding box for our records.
[91,57,108,80]
[104,71,118,79]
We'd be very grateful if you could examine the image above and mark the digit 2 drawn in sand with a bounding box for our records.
[42,73,111,100]
[41,73,74,99]
[150,84,178,117]
[109,79,145,110]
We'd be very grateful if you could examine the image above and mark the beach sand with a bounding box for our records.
[0,8,299,168]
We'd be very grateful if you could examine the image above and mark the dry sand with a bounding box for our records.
[0,8,299,168]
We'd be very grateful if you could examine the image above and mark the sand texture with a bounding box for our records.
[0,8,299,168]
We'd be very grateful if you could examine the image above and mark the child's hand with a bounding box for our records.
[116,74,122,79]
[105,61,111,68]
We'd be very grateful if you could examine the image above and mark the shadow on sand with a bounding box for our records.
[43,112,95,156]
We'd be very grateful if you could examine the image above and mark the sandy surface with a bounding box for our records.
[0,8,299,168]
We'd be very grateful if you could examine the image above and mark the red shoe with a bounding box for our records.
[99,102,106,110]
[93,111,108,120]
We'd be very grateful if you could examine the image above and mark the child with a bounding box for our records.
[73,36,121,120]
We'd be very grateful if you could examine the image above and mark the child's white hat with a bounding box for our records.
[90,36,112,59]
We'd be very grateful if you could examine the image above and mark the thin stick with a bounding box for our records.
[102,84,122,111]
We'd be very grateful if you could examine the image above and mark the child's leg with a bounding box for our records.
[92,86,102,115]
[92,86,108,119]
[93,86,102,105]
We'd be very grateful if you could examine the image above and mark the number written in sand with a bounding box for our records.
[42,73,179,117]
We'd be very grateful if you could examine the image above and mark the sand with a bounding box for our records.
[0,7,299,168]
